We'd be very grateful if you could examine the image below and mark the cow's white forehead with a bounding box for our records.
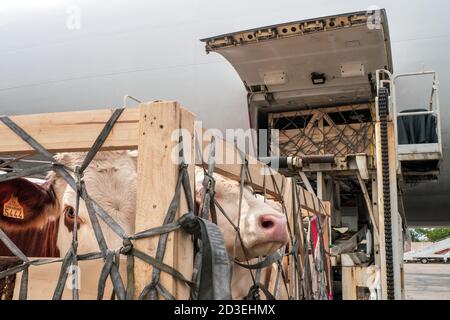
[55,151,137,253]
[195,167,281,213]
[55,151,137,170]
[196,167,249,198]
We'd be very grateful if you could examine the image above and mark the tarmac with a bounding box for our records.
[404,263,450,300]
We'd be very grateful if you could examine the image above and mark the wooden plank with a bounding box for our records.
[269,103,372,120]
[341,267,357,300]
[294,184,306,274]
[134,101,181,299]
[356,172,379,240]
[283,177,296,298]
[266,264,283,299]
[299,172,315,195]
[315,173,333,299]
[13,258,126,300]
[0,108,140,155]
[322,206,333,298]
[354,266,370,287]
[341,266,371,300]
[173,108,195,299]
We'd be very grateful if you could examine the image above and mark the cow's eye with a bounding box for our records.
[64,206,75,218]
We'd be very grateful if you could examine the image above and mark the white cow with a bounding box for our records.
[9,151,289,299]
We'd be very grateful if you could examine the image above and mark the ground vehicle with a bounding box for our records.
[404,238,450,263]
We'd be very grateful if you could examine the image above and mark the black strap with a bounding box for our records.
[52,249,73,300]
[234,252,283,270]
[79,108,124,173]
[246,282,276,300]
[0,116,54,161]
[97,251,115,300]
[133,248,196,290]
[81,182,126,300]
[139,165,186,300]
[130,222,183,240]
[0,229,29,262]
[199,136,217,223]
[0,164,54,182]
[195,217,232,300]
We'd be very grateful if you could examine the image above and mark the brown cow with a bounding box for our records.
[0,177,60,257]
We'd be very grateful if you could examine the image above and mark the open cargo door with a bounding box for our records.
[201,10,393,132]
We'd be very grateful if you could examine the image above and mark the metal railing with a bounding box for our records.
[376,69,442,160]
[394,71,442,157]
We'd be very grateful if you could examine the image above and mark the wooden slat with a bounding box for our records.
[134,101,182,299]
[173,108,195,299]
[341,267,357,300]
[322,207,333,298]
[283,177,294,298]
[265,264,276,295]
[293,184,306,274]
[13,258,127,300]
[341,266,371,300]
[269,103,372,120]
[0,108,140,155]
[283,177,302,299]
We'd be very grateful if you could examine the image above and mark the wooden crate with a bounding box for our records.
[0,101,331,299]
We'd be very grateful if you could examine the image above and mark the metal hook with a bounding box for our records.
[123,95,142,108]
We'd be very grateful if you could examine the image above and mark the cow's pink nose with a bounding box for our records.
[259,214,288,243]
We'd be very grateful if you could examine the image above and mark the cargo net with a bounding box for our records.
[0,108,331,300]
[196,137,332,300]
[269,104,374,158]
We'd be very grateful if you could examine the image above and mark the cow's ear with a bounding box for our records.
[44,171,67,206]
[127,150,138,158]
[0,178,60,232]
[127,150,138,169]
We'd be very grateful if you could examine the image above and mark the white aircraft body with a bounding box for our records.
[1,0,449,225]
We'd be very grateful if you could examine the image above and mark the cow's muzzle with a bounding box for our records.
[258,214,289,244]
